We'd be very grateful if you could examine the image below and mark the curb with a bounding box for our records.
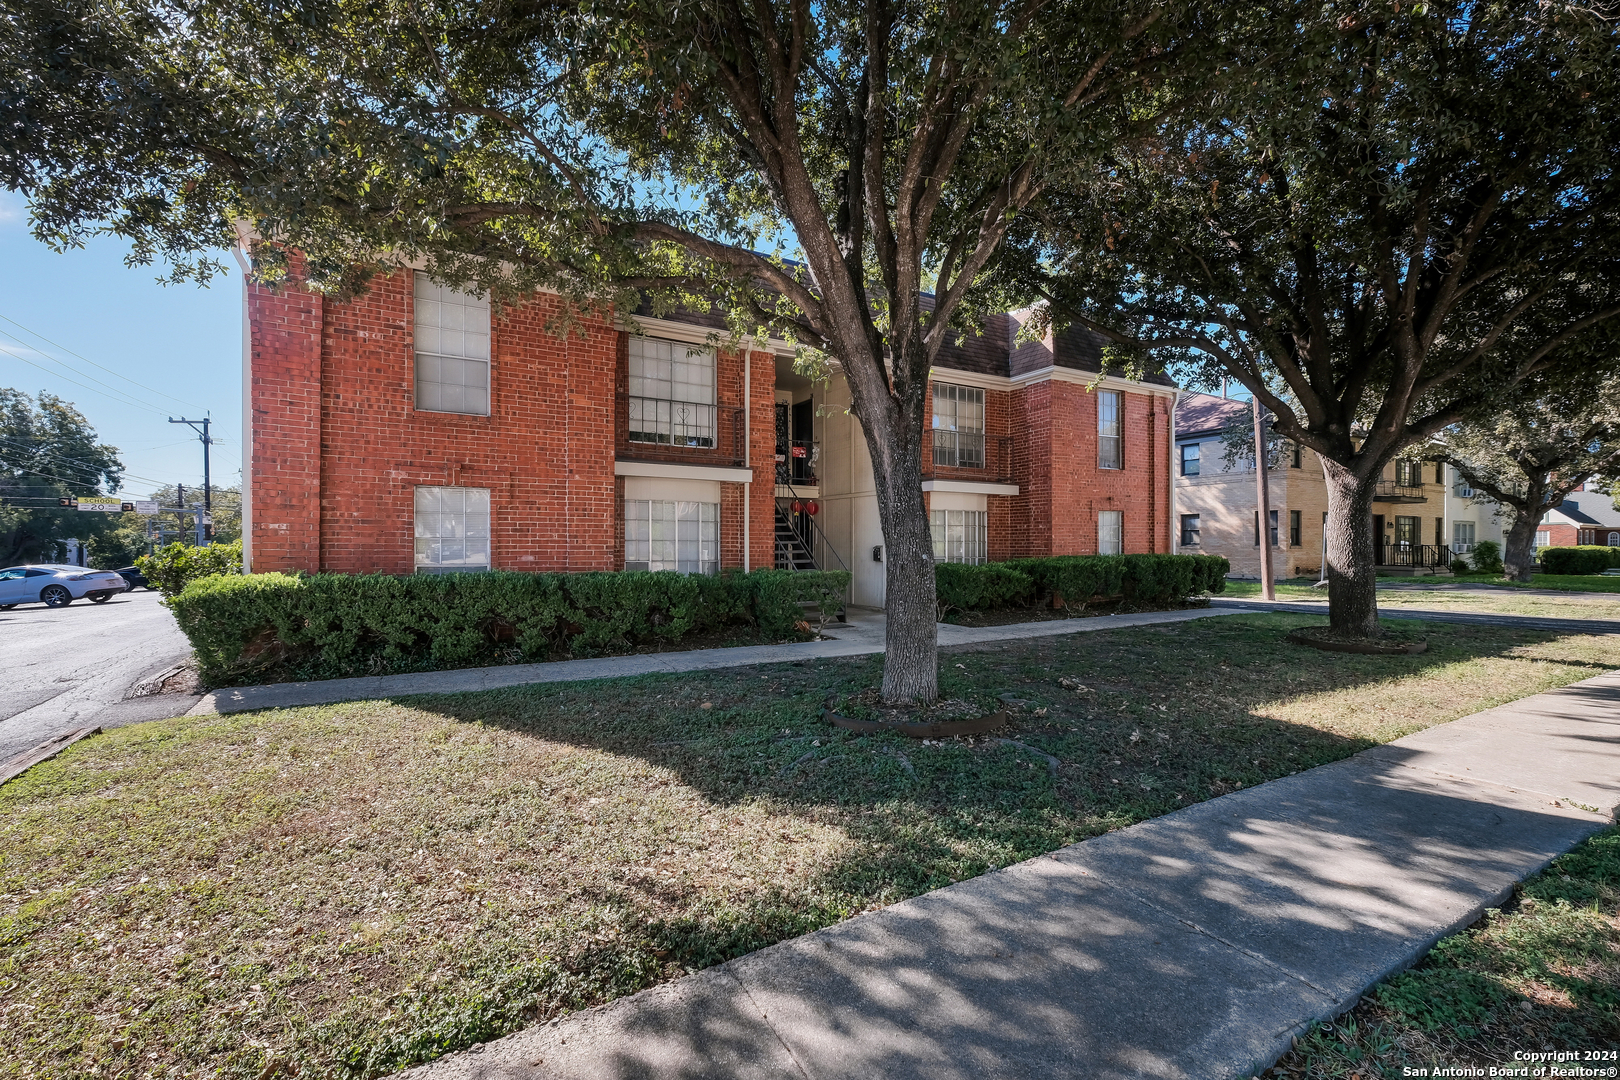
[0,725,102,787]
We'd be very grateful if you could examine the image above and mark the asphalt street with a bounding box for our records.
[0,586,193,763]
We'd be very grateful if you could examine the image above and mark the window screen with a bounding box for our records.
[414,274,491,415]
[414,486,491,572]
[1098,510,1123,554]
[628,338,717,447]
[1098,391,1122,469]
[930,509,987,564]
[931,383,986,468]
[625,500,719,574]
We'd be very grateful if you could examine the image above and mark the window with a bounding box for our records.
[627,337,717,447]
[625,500,719,573]
[1180,513,1201,547]
[1179,442,1200,477]
[414,274,491,415]
[1453,468,1475,498]
[1453,521,1476,551]
[932,383,986,468]
[1289,442,1302,469]
[1098,510,1123,554]
[414,486,491,573]
[1395,459,1421,488]
[1435,517,1445,547]
[1535,529,1552,550]
[931,510,987,564]
[1289,509,1302,546]
[1394,515,1419,549]
[1435,462,1445,484]
[1253,509,1278,546]
[1097,391,1122,469]
[1610,531,1620,546]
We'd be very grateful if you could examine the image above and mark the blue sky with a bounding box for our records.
[0,190,243,500]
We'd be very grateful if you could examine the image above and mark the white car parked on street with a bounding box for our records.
[0,565,131,609]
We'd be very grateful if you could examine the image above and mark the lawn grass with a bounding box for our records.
[4,613,1619,1079]
[1263,827,1620,1079]
[1223,577,1620,621]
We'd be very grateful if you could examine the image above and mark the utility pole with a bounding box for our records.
[1254,402,1275,601]
[170,417,213,543]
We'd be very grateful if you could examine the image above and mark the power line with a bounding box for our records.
[0,341,170,418]
[0,434,174,488]
[0,311,208,412]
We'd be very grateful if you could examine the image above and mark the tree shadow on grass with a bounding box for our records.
[337,614,1620,1076]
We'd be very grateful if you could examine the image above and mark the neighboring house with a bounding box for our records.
[243,269,1176,608]
[1173,392,1457,578]
[1442,466,1508,557]
[1539,487,1620,549]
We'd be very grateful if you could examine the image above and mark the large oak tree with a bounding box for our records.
[1010,0,1620,636]
[2,0,1219,700]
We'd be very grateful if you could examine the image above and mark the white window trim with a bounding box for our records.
[414,485,492,573]
[413,274,492,417]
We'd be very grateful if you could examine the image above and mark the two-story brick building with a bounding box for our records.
[244,269,1176,607]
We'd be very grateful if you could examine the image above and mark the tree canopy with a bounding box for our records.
[1007,0,1620,633]
[0,388,125,565]
[3,0,1226,698]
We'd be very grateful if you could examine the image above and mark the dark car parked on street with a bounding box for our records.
[116,565,151,591]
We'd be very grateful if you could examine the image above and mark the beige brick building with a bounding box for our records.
[1173,393,1454,579]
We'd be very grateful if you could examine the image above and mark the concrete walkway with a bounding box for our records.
[1211,596,1620,635]
[188,606,1236,716]
[403,671,1620,1080]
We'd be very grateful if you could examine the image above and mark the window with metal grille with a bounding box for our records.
[414,486,491,572]
[1098,391,1122,469]
[930,509,986,564]
[414,275,491,416]
[931,383,986,468]
[627,337,717,447]
[624,500,719,574]
[1098,510,1123,554]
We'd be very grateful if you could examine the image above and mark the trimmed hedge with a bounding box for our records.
[136,540,243,598]
[935,553,1228,615]
[170,568,850,686]
[1538,545,1620,575]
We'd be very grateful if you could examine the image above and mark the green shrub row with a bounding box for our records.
[136,540,243,598]
[934,553,1228,615]
[1537,545,1620,575]
[170,568,851,686]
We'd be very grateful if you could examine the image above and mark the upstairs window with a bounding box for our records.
[1179,442,1200,476]
[414,486,490,573]
[1395,459,1421,488]
[1098,391,1122,469]
[414,275,491,416]
[931,383,986,469]
[628,337,716,447]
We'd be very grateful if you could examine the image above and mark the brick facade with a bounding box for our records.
[249,270,1177,580]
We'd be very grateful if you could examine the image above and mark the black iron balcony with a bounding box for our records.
[1375,543,1452,569]
[1373,480,1427,502]
[619,393,746,466]
[924,431,1014,483]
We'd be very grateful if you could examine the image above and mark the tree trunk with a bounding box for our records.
[866,423,939,702]
[1321,460,1380,637]
[1502,506,1541,583]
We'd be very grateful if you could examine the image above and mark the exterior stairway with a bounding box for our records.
[775,505,820,570]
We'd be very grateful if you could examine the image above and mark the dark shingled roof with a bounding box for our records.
[1548,490,1620,529]
[1175,391,1252,439]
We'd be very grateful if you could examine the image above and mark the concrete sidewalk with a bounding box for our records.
[188,606,1236,716]
[402,672,1620,1080]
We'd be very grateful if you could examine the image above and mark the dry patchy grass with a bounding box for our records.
[3,613,1618,1079]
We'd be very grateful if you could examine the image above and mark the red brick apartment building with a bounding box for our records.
[245,269,1176,608]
